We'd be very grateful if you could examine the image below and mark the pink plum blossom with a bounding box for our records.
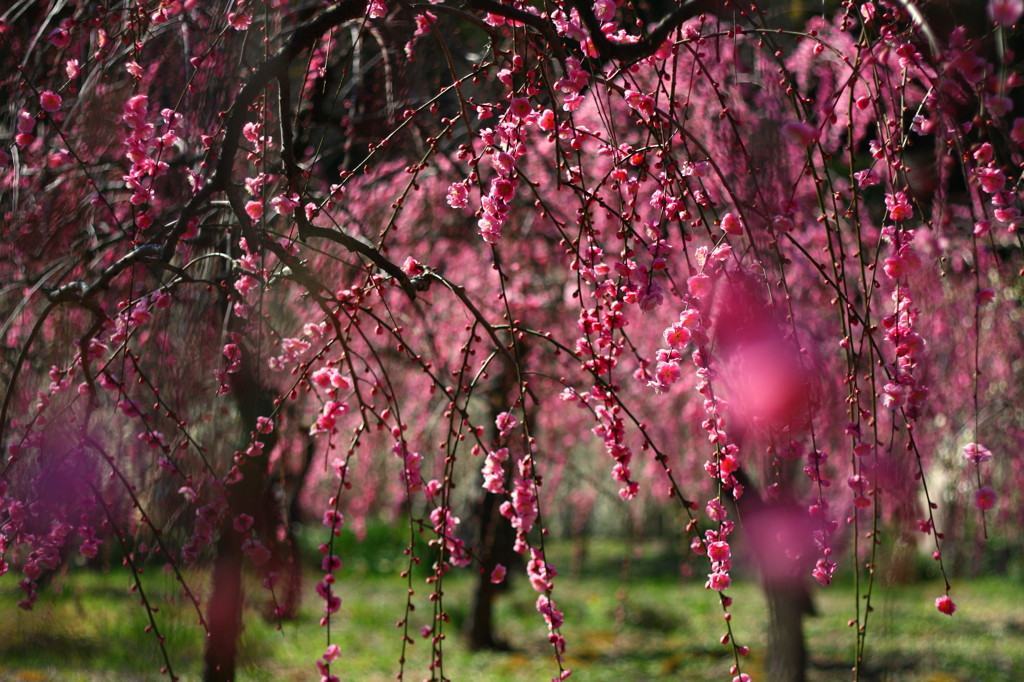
[975,486,998,510]
[39,91,62,113]
[962,442,993,464]
[990,0,1024,26]
[244,200,264,220]
[935,595,956,615]
[721,212,743,235]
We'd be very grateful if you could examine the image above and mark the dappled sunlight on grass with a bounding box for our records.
[1,541,1023,680]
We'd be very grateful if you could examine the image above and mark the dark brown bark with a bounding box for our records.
[765,581,811,682]
[266,436,316,621]
[464,356,521,651]
[464,490,516,651]
[733,469,816,682]
[204,530,244,682]
[203,320,277,682]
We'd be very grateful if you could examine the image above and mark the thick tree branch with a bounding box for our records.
[276,70,417,298]
[466,0,713,65]
[566,0,713,63]
[299,223,418,297]
[160,0,370,261]
[463,0,569,61]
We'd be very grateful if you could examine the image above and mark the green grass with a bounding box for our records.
[1,539,1023,681]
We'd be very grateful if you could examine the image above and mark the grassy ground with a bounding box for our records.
[1,538,1022,681]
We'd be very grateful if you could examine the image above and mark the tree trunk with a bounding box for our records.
[282,437,316,618]
[464,355,520,651]
[764,581,811,682]
[203,325,276,681]
[466,570,503,650]
[732,468,814,682]
[205,529,244,682]
[464,490,514,651]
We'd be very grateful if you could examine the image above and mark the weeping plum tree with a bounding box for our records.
[3,0,1024,680]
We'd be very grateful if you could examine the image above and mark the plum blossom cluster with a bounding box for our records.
[562,384,638,501]
[878,228,928,420]
[553,56,590,112]
[0,466,105,610]
[692,521,735,592]
[659,302,749,594]
[479,409,544,548]
[971,140,1022,233]
[182,489,229,564]
[446,42,578,242]
[315,643,342,682]
[394,440,424,494]
[575,305,625,377]
[236,512,280,589]
[476,409,568,663]
[309,367,352,436]
[649,307,704,393]
[122,96,181,231]
[267,318,326,372]
[473,105,529,243]
[499,455,541,552]
[804,448,838,586]
[315,506,345,638]
[527,547,568,663]
[105,289,173,353]
[481,447,509,494]
[429,506,471,568]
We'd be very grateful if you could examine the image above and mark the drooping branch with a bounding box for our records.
[160,0,371,261]
[467,0,715,65]
[570,0,718,62]
[0,243,164,450]
[276,71,417,298]
[462,0,570,61]
[299,223,418,297]
[209,0,370,194]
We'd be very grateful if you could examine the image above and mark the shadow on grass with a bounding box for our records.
[3,544,1024,682]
